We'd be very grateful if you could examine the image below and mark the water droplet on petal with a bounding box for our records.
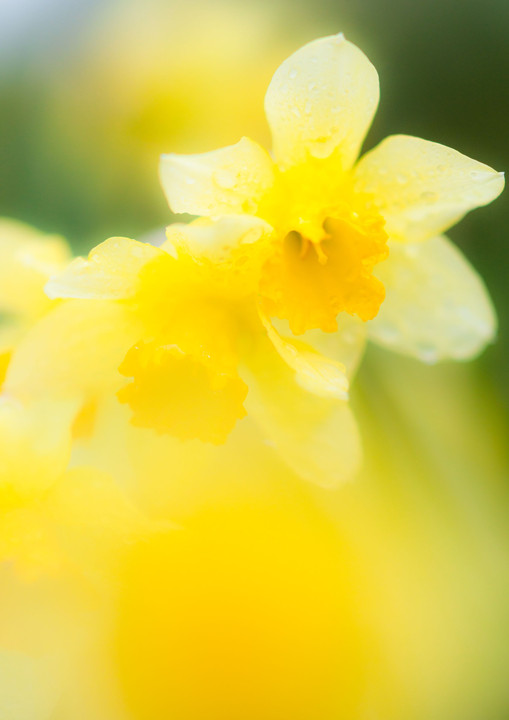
[403,244,419,259]
[420,191,439,201]
[213,170,236,190]
[374,325,400,344]
[418,345,439,364]
[469,170,492,182]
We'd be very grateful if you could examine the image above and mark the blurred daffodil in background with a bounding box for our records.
[0,220,70,385]
[1,0,509,719]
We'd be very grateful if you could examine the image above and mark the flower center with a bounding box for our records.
[260,214,388,335]
[257,158,389,334]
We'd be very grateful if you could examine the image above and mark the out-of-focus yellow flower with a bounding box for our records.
[42,226,361,487]
[0,465,147,581]
[0,220,75,498]
[0,219,71,387]
[2,390,509,720]
[43,0,330,250]
[50,0,326,160]
[160,34,503,361]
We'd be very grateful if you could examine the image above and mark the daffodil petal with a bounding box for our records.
[0,396,72,496]
[354,135,505,242]
[44,466,151,585]
[45,237,161,300]
[0,324,23,354]
[241,341,361,487]
[261,313,349,400]
[165,216,274,297]
[265,34,379,170]
[0,218,71,317]
[4,299,141,401]
[159,137,274,216]
[0,650,64,720]
[275,314,367,380]
[166,215,273,263]
[3,295,175,497]
[368,236,497,362]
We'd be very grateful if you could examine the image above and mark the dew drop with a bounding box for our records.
[213,169,236,190]
[403,244,419,259]
[417,344,439,364]
[375,325,400,344]
[469,170,490,181]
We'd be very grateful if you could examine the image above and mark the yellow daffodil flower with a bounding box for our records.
[0,218,362,492]
[160,34,503,363]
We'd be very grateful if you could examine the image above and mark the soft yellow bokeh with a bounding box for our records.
[0,8,508,720]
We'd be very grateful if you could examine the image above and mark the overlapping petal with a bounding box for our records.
[285,314,367,379]
[0,219,71,318]
[166,215,273,264]
[265,34,379,170]
[0,337,138,509]
[261,314,349,400]
[165,216,274,296]
[368,236,496,362]
[4,300,141,401]
[241,338,361,487]
[160,137,274,216]
[0,397,72,496]
[354,135,505,243]
[45,237,161,301]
